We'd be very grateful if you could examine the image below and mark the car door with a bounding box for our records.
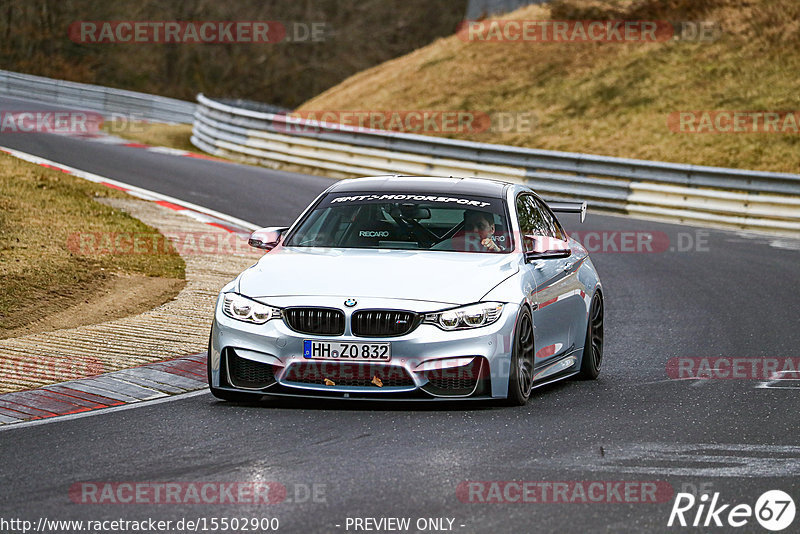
[535,197,589,353]
[516,194,575,368]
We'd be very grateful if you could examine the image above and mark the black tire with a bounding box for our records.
[506,307,535,405]
[577,291,604,380]
[207,336,262,402]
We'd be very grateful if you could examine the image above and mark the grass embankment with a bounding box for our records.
[0,153,185,337]
[102,122,196,152]
[297,0,800,173]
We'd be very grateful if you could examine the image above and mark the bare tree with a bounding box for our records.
[0,0,468,107]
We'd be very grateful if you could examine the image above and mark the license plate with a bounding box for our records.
[303,340,391,361]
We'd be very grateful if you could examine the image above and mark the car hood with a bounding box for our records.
[237,247,519,305]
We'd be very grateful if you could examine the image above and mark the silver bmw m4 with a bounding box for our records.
[208,176,603,405]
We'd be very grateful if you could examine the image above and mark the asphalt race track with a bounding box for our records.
[1,95,799,533]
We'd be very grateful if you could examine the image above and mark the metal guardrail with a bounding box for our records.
[466,0,548,19]
[192,94,800,235]
[0,70,195,124]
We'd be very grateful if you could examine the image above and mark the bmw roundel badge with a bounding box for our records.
[344,298,357,307]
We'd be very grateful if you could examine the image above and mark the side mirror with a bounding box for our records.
[523,235,571,261]
[248,227,289,250]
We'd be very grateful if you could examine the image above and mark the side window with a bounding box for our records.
[532,197,565,240]
[516,195,552,239]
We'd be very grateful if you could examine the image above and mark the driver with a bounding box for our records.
[432,210,504,252]
[463,210,503,252]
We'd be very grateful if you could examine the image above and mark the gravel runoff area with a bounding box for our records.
[0,197,258,394]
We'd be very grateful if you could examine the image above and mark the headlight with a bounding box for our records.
[424,302,504,331]
[221,293,280,324]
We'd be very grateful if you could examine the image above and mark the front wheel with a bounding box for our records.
[506,307,535,405]
[577,292,603,380]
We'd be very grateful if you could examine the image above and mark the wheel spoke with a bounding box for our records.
[519,363,532,393]
[523,338,534,354]
[520,321,531,342]
[516,315,535,397]
[589,295,604,369]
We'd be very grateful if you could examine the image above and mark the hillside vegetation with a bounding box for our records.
[0,0,466,108]
[299,0,800,173]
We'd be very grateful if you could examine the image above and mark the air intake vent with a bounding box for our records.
[283,307,345,336]
[226,350,276,389]
[351,310,418,337]
[421,358,487,397]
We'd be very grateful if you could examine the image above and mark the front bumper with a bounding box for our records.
[209,297,520,400]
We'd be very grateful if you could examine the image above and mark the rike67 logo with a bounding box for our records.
[668,490,795,531]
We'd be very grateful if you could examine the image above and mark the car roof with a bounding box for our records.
[328,175,513,197]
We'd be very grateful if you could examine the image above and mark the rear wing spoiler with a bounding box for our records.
[548,201,587,223]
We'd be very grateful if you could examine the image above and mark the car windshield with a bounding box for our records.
[285,192,513,253]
